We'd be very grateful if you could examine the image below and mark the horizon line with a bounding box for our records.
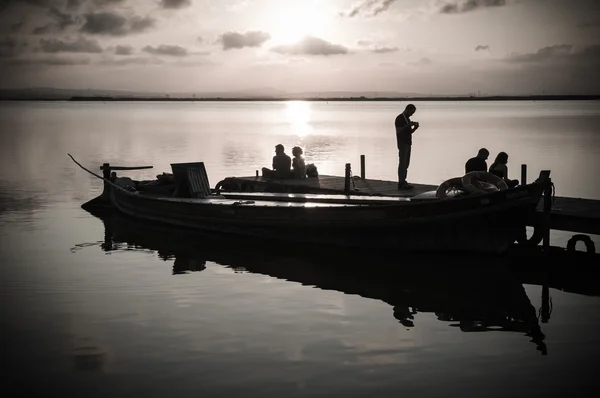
[1,94,598,102]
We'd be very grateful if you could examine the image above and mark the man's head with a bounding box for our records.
[477,148,489,160]
[275,144,285,154]
[404,104,416,117]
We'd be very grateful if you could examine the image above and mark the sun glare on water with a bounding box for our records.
[285,101,313,136]
[268,0,333,45]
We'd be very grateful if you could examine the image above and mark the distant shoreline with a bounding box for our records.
[1,95,599,102]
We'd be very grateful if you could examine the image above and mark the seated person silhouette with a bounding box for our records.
[465,148,489,174]
[291,146,307,179]
[262,144,291,179]
[489,151,519,188]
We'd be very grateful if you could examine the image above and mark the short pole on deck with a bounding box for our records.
[360,155,366,180]
[256,169,259,177]
[344,163,351,193]
[521,164,527,186]
[100,163,111,201]
[101,163,111,180]
[542,178,552,252]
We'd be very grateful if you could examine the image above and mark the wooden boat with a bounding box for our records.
[79,210,556,355]
[71,155,552,254]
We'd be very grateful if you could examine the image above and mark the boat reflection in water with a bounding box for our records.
[82,211,598,357]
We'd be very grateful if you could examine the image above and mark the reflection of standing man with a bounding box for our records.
[395,104,419,189]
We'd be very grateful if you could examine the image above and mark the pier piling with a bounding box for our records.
[360,155,366,179]
[344,163,351,193]
[521,164,527,186]
[542,179,553,252]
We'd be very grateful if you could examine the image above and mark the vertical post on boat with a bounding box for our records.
[100,163,111,201]
[344,163,351,193]
[521,164,527,186]
[255,170,259,177]
[102,163,111,180]
[542,178,552,252]
[360,155,366,180]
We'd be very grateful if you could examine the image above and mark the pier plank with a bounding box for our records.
[541,196,600,235]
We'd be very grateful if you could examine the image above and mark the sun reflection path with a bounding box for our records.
[285,101,313,137]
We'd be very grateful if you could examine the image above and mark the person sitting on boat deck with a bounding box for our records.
[465,148,489,174]
[291,146,307,179]
[489,151,519,188]
[262,144,292,179]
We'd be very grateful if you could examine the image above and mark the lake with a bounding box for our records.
[1,100,599,397]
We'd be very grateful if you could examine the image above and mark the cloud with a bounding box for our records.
[66,0,83,10]
[142,44,188,56]
[218,31,270,50]
[504,44,600,63]
[340,0,399,17]
[99,56,165,66]
[370,46,398,53]
[0,37,29,58]
[8,56,91,66]
[475,45,490,51]
[439,0,507,14]
[115,44,134,55]
[577,21,600,29]
[33,5,80,33]
[8,19,26,34]
[93,0,127,6]
[159,0,192,9]
[507,44,573,63]
[80,12,156,36]
[39,37,103,53]
[407,57,432,66]
[73,0,127,8]
[0,38,17,58]
[356,39,398,53]
[271,37,348,56]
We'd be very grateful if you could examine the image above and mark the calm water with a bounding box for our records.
[1,100,600,397]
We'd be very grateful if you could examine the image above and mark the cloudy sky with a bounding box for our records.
[0,0,598,95]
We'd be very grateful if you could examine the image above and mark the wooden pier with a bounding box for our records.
[542,197,600,235]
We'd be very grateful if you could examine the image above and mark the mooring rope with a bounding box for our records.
[68,153,108,182]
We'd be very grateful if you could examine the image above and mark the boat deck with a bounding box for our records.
[230,175,600,235]
[231,174,438,197]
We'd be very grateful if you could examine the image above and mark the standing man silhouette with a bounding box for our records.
[395,104,419,189]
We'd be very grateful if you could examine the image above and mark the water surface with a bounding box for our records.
[2,100,600,397]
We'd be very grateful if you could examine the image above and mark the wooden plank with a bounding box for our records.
[234,175,438,198]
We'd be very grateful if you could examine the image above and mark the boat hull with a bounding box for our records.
[106,181,546,254]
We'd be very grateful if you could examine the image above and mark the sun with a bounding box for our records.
[268,0,332,45]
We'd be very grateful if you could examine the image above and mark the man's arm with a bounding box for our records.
[396,121,415,135]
